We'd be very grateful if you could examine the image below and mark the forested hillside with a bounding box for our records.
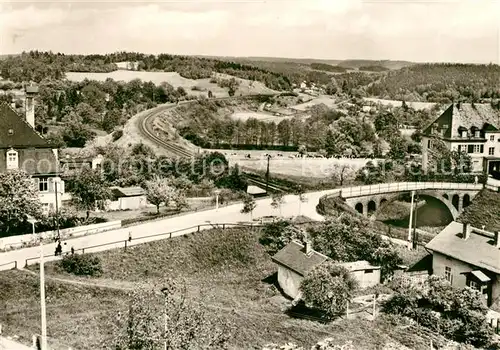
[0,51,292,90]
[366,63,500,102]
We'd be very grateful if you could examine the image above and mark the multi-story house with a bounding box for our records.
[0,86,66,214]
[421,102,500,175]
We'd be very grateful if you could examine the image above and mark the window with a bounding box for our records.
[490,135,495,141]
[489,147,495,156]
[468,280,479,290]
[6,150,18,170]
[39,178,48,192]
[461,131,468,138]
[474,130,480,138]
[427,140,432,149]
[365,269,374,274]
[42,203,49,215]
[444,266,452,283]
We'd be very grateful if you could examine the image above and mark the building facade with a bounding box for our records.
[0,92,65,214]
[425,221,500,307]
[421,103,500,175]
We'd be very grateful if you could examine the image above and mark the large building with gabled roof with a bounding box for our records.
[0,93,66,215]
[421,102,500,175]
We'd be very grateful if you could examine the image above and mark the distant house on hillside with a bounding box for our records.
[272,240,381,299]
[421,102,500,175]
[425,221,500,307]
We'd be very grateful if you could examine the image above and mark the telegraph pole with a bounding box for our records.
[265,154,271,194]
[54,180,60,241]
[412,192,419,249]
[407,190,415,250]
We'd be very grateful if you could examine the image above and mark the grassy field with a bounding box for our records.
[1,227,442,349]
[230,111,297,123]
[363,98,436,110]
[65,71,276,98]
[232,157,372,178]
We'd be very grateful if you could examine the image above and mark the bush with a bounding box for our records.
[383,275,493,347]
[112,129,123,141]
[59,254,103,276]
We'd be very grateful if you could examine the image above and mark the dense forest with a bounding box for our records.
[0,51,292,91]
[0,77,188,147]
[309,63,347,73]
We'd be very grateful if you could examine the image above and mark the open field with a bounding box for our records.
[363,98,436,110]
[65,71,277,98]
[1,227,443,349]
[230,111,299,123]
[290,95,337,111]
[230,157,373,178]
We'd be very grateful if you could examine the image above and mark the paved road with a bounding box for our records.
[0,336,32,350]
[0,189,339,270]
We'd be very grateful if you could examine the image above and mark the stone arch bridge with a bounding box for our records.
[339,182,483,219]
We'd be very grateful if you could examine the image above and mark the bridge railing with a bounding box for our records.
[340,182,483,198]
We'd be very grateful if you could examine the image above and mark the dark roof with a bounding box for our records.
[272,241,328,276]
[425,221,500,274]
[110,186,145,197]
[0,103,49,148]
[423,103,500,138]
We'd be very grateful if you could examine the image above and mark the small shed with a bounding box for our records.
[338,260,381,288]
[246,185,267,197]
[272,240,328,299]
[107,186,147,211]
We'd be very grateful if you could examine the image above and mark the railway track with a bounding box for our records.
[242,173,292,193]
[137,94,277,158]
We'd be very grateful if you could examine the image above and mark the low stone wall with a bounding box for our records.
[0,220,122,252]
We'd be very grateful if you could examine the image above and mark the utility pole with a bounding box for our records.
[412,192,419,249]
[407,190,415,250]
[160,287,169,350]
[54,180,60,241]
[28,216,46,350]
[265,154,271,194]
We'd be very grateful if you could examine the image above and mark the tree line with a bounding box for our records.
[0,51,293,91]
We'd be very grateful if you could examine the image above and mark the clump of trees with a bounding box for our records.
[384,275,493,347]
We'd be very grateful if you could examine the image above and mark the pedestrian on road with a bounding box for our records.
[474,175,478,185]
[128,231,132,242]
[71,246,75,255]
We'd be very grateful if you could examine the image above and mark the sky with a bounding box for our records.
[0,0,499,64]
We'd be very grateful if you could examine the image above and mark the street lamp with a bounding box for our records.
[214,189,221,211]
[27,215,47,350]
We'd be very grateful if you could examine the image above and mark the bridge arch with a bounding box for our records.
[452,194,460,210]
[368,200,377,214]
[373,191,459,220]
[463,194,471,208]
[355,203,363,214]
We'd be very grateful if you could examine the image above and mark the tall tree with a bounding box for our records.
[145,177,177,214]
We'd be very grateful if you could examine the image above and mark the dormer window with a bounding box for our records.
[474,130,480,138]
[462,131,468,138]
[6,149,18,170]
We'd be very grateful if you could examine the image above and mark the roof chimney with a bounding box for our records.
[495,231,500,249]
[304,240,312,255]
[462,223,471,240]
[24,84,39,129]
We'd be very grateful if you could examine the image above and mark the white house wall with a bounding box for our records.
[277,265,303,299]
